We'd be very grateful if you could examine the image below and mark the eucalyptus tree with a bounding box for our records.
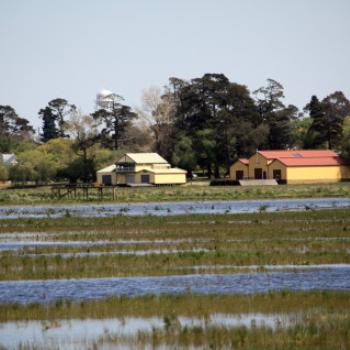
[93,92,137,150]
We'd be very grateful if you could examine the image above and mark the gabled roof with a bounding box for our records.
[258,150,338,159]
[97,164,116,173]
[238,158,249,165]
[273,156,345,167]
[118,153,168,164]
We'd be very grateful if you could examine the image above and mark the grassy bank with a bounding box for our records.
[1,292,350,349]
[1,208,349,280]
[1,182,350,205]
[1,291,348,321]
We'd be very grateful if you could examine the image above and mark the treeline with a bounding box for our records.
[1,73,350,183]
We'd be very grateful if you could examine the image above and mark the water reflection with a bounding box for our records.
[0,313,299,350]
[0,266,349,304]
[1,197,349,219]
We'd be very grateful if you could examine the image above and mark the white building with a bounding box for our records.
[1,154,17,167]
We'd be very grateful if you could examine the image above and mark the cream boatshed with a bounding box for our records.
[97,153,187,186]
[230,150,350,184]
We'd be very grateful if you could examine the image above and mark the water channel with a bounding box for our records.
[0,266,349,304]
[1,197,350,219]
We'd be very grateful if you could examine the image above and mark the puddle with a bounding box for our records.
[0,313,299,350]
[0,197,349,219]
[0,266,349,304]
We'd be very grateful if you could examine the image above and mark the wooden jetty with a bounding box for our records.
[51,185,118,200]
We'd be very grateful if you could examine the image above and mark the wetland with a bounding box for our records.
[0,205,350,348]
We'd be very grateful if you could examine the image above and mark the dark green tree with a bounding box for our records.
[39,107,59,142]
[167,74,261,176]
[0,105,34,137]
[304,92,350,149]
[0,105,34,152]
[304,95,326,148]
[253,79,296,149]
[172,135,197,176]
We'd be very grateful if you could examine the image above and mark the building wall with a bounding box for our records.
[152,173,186,185]
[268,160,287,181]
[229,162,249,180]
[134,164,169,172]
[248,153,269,179]
[114,171,186,185]
[286,165,350,184]
[96,172,117,185]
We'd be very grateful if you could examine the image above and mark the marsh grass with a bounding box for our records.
[1,247,350,280]
[1,182,350,205]
[1,291,349,321]
[104,315,350,350]
[1,208,350,279]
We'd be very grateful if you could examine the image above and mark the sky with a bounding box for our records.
[1,0,350,130]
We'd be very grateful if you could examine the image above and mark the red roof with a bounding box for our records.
[239,158,249,165]
[258,150,338,159]
[274,156,345,167]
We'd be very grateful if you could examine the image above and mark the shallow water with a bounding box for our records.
[0,238,210,250]
[22,248,210,258]
[0,197,349,219]
[0,266,349,304]
[0,313,296,350]
[0,240,117,251]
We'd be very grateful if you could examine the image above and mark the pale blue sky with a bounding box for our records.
[1,0,349,129]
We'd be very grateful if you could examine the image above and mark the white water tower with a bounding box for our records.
[95,89,123,111]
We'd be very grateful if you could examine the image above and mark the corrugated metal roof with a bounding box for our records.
[97,164,116,173]
[123,153,168,164]
[275,156,345,167]
[239,158,249,165]
[258,150,338,159]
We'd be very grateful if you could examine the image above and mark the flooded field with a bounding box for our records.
[1,266,349,304]
[1,197,350,219]
[1,207,350,348]
[0,313,299,349]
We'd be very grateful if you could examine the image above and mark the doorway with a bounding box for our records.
[236,170,244,180]
[141,174,150,184]
[254,168,263,179]
[102,175,112,186]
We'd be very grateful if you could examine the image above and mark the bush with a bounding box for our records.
[0,165,9,181]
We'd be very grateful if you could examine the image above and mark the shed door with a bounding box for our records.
[102,175,112,186]
[236,170,244,180]
[273,169,282,180]
[254,168,263,179]
[141,174,150,184]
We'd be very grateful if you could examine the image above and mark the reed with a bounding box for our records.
[0,182,350,205]
[0,291,349,321]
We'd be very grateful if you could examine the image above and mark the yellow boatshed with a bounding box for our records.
[97,153,187,186]
[230,150,350,184]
